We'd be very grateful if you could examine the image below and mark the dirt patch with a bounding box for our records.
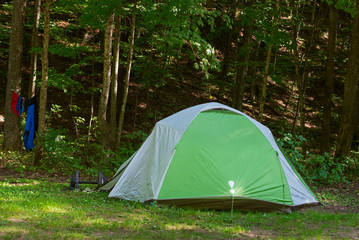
[0,167,22,180]
[247,225,359,240]
[314,182,359,213]
[244,227,277,239]
[0,167,69,183]
[322,226,359,239]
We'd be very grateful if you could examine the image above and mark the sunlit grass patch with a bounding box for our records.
[165,222,196,231]
[41,204,69,213]
[0,225,30,239]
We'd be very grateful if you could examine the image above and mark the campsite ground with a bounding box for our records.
[0,167,358,239]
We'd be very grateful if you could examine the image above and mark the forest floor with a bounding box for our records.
[0,166,359,239]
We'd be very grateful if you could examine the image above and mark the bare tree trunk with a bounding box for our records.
[233,25,252,111]
[258,41,273,122]
[110,14,121,150]
[218,6,235,101]
[290,0,307,157]
[250,41,261,106]
[335,0,359,158]
[3,0,27,151]
[28,0,41,98]
[218,40,232,100]
[258,0,278,122]
[87,54,96,143]
[291,0,319,137]
[34,0,50,166]
[312,0,317,24]
[98,13,114,149]
[116,3,137,148]
[320,3,338,153]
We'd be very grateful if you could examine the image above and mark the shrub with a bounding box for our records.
[38,128,147,177]
[277,133,352,185]
[40,128,83,173]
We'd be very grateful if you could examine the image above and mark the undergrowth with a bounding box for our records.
[0,128,148,178]
[278,133,359,185]
[1,128,358,186]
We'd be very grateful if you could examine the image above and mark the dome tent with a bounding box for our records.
[100,102,318,211]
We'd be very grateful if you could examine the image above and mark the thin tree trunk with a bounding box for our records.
[258,0,278,122]
[355,92,359,143]
[38,0,50,134]
[298,65,307,157]
[320,3,338,153]
[354,92,359,146]
[98,13,114,149]
[116,3,136,148]
[258,41,273,122]
[3,0,27,151]
[311,0,317,24]
[28,0,41,98]
[110,14,121,150]
[290,13,301,131]
[35,0,50,166]
[87,53,96,143]
[233,25,252,111]
[218,40,231,100]
[335,0,359,158]
[292,0,318,135]
[218,6,235,101]
[250,41,261,106]
[290,0,307,157]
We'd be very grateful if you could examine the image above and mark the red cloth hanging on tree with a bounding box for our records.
[11,91,20,116]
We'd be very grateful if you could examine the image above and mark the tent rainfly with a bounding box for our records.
[100,102,318,211]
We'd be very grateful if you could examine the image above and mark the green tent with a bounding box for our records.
[101,102,317,211]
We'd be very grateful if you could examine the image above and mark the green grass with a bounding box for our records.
[0,179,358,239]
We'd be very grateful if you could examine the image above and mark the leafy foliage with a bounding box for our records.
[48,67,83,94]
[32,124,147,177]
[278,133,354,185]
[39,128,82,173]
[48,44,89,59]
[0,25,10,54]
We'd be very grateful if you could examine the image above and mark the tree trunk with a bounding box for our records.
[218,39,231,101]
[249,41,261,107]
[291,0,319,137]
[110,14,121,150]
[290,0,307,157]
[218,6,235,101]
[34,0,50,166]
[233,25,252,111]
[116,3,136,148]
[335,0,359,158]
[258,41,273,122]
[98,13,114,149]
[320,3,338,153]
[258,0,278,122]
[87,54,96,144]
[28,0,41,98]
[3,0,27,151]
[354,92,359,147]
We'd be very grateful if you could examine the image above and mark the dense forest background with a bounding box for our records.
[0,0,358,183]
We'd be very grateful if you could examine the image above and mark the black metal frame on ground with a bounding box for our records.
[70,171,108,189]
